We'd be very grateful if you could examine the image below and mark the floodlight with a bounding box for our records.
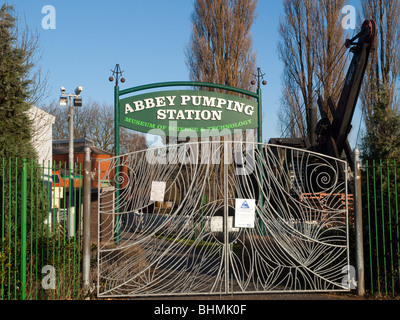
[75,86,83,95]
[59,96,68,106]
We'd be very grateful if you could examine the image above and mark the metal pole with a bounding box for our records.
[68,96,74,175]
[114,84,121,245]
[257,87,262,144]
[20,159,27,300]
[114,85,120,158]
[68,97,75,237]
[223,141,229,294]
[354,148,365,296]
[257,85,265,235]
[83,147,91,290]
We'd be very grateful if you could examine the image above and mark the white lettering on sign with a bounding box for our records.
[156,109,222,121]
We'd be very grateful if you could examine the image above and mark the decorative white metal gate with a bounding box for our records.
[97,141,350,298]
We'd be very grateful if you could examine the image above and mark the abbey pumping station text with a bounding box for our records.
[124,94,256,120]
[119,90,259,137]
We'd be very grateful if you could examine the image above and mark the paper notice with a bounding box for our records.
[150,181,166,202]
[234,199,256,228]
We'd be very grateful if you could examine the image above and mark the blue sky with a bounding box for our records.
[12,0,362,145]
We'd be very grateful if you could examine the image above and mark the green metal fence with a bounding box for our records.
[363,159,400,297]
[3,154,400,298]
[0,158,83,300]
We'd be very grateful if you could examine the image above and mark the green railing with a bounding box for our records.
[0,159,83,300]
[3,154,400,298]
[363,159,400,297]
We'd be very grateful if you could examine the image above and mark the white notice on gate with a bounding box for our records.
[234,199,256,228]
[150,181,166,202]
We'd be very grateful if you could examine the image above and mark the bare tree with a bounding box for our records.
[360,0,400,126]
[75,100,115,152]
[40,100,68,140]
[278,0,347,145]
[12,7,50,106]
[186,0,257,91]
[360,0,400,158]
[42,100,115,153]
[41,100,148,154]
[119,128,147,154]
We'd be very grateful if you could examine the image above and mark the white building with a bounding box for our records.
[28,106,56,165]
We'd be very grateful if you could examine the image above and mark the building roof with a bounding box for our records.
[53,138,113,156]
[53,137,95,148]
[52,146,113,155]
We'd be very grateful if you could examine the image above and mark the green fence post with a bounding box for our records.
[394,159,400,294]
[387,159,395,297]
[366,160,374,293]
[372,159,380,293]
[20,159,27,300]
[379,159,388,294]
[1,158,4,300]
[14,158,18,299]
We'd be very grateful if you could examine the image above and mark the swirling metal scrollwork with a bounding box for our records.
[97,141,350,298]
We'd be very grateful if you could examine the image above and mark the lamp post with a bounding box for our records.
[109,65,125,245]
[251,68,266,235]
[251,67,267,144]
[59,86,83,237]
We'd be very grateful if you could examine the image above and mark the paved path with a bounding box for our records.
[131,292,360,300]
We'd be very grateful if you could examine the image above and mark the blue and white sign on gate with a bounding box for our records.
[235,198,255,228]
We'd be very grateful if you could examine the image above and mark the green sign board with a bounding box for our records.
[113,81,262,157]
[119,90,258,137]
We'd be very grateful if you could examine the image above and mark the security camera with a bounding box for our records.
[75,86,83,95]
[60,87,66,94]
